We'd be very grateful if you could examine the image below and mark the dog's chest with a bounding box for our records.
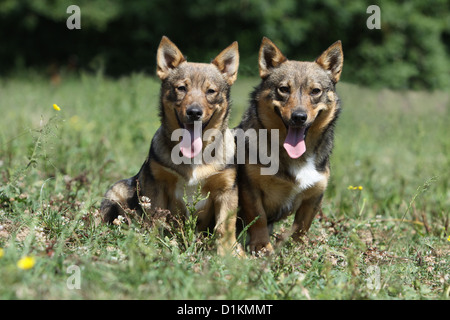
[173,167,211,212]
[288,156,324,193]
[266,156,325,219]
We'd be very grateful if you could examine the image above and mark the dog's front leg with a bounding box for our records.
[213,187,243,256]
[239,188,274,256]
[290,192,324,242]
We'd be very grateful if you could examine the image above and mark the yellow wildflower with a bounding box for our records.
[447,235,450,242]
[358,186,363,190]
[17,256,36,270]
[0,248,4,258]
[53,104,61,111]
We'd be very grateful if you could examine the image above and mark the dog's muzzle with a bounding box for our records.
[289,110,308,127]
[186,104,203,122]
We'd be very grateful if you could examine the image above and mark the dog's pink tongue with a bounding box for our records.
[283,126,306,159]
[180,122,202,158]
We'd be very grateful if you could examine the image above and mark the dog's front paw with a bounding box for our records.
[233,243,246,258]
[249,242,274,257]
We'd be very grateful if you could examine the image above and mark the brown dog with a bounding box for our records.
[236,37,343,255]
[100,36,241,255]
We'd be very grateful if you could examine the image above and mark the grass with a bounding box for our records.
[0,71,449,300]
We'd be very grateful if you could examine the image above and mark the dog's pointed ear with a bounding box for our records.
[157,36,186,80]
[259,37,287,79]
[212,41,239,85]
[315,41,344,83]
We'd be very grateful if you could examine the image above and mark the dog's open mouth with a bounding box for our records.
[283,126,308,159]
[180,122,203,158]
[175,109,217,159]
[274,106,310,159]
[283,110,322,158]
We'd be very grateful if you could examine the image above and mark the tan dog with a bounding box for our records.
[236,37,343,255]
[100,36,241,255]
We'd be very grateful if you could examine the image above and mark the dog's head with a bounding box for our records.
[157,36,239,158]
[256,37,343,159]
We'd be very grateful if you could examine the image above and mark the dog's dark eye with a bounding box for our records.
[176,85,187,92]
[311,88,322,95]
[206,88,216,95]
[278,86,290,94]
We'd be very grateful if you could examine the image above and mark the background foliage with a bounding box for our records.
[1,0,449,89]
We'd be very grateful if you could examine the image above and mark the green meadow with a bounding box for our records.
[0,72,449,299]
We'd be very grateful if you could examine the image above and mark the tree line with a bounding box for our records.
[1,0,449,89]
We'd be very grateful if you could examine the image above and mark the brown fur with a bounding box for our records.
[236,37,343,255]
[100,36,241,256]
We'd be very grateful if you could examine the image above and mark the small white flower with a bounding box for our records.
[140,196,152,210]
[113,215,125,226]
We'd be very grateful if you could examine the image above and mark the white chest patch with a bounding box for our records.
[174,169,207,213]
[268,156,325,221]
[289,156,325,193]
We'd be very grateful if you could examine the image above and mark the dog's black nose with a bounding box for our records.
[186,105,203,121]
[291,111,308,125]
